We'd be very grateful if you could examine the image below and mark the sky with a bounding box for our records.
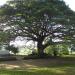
[0,0,75,11]
[64,0,75,11]
[0,0,8,6]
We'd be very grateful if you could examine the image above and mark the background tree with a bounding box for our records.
[6,45,18,55]
[0,0,75,57]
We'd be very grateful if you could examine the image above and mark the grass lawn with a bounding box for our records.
[0,66,75,75]
[0,56,75,75]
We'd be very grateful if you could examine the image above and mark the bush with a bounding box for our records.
[5,45,19,55]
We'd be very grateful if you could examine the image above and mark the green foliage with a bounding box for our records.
[0,32,9,44]
[0,0,75,56]
[45,45,59,56]
[50,45,58,56]
[57,44,69,55]
[45,46,53,55]
[59,44,69,55]
[45,44,69,56]
[6,45,18,55]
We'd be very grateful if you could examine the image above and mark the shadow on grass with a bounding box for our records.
[0,67,75,75]
[1,56,75,69]
[1,56,75,75]
[23,56,75,68]
[0,69,66,75]
[0,57,75,75]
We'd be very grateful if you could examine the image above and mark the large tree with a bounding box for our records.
[0,0,75,56]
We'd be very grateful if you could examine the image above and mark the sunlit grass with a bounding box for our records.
[0,65,75,75]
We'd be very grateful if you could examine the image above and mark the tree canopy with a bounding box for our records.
[0,0,75,56]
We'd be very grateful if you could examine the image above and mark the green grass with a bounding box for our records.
[0,67,75,75]
[1,56,75,75]
[0,64,75,75]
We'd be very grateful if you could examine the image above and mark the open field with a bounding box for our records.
[0,56,75,75]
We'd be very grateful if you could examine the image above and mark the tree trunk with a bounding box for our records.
[37,42,45,57]
[53,50,58,56]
